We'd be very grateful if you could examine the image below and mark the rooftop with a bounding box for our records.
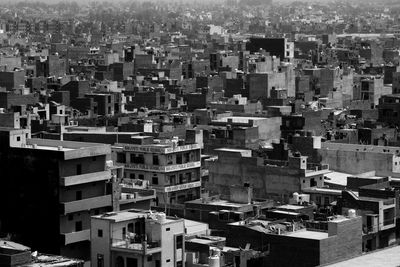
[92,209,182,224]
[285,229,329,240]
[326,245,400,267]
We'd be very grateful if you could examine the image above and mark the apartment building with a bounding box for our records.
[91,210,185,267]
[0,127,121,264]
[113,136,202,213]
[207,148,330,202]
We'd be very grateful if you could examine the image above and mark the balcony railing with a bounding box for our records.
[60,170,111,186]
[61,229,90,245]
[383,199,395,205]
[120,190,156,203]
[124,161,201,172]
[117,143,201,154]
[61,195,112,215]
[111,239,161,255]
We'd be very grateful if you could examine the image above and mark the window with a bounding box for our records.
[122,227,126,239]
[166,259,171,263]
[17,136,21,141]
[170,175,176,185]
[147,256,153,262]
[76,164,82,175]
[76,191,82,200]
[117,153,126,163]
[166,228,170,231]
[177,261,183,267]
[68,214,73,221]
[98,229,103,237]
[176,154,182,164]
[97,254,104,267]
[75,221,82,231]
[130,173,135,179]
[152,176,159,185]
[130,154,144,164]
[153,155,159,165]
[176,235,183,249]
[138,174,144,180]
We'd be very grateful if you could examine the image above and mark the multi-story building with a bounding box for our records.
[0,127,122,264]
[226,214,362,267]
[91,210,185,267]
[113,136,202,214]
[207,147,330,202]
[378,94,400,126]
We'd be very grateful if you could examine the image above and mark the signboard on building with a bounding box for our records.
[164,181,201,193]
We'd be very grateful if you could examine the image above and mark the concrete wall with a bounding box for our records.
[207,151,304,201]
[319,143,400,177]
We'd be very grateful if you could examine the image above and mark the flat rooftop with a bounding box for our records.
[186,198,250,208]
[285,229,328,240]
[214,116,267,122]
[326,245,400,267]
[276,204,307,210]
[92,210,181,224]
[324,171,352,186]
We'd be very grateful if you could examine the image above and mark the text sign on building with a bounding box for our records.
[164,181,201,193]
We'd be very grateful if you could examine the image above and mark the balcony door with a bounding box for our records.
[127,258,138,267]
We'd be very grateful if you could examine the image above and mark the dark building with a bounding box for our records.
[0,128,120,262]
[246,38,291,60]
[0,70,25,91]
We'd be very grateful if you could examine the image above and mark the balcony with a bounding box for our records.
[124,161,201,173]
[111,239,161,255]
[117,143,201,154]
[120,189,156,204]
[61,229,90,245]
[61,195,112,215]
[60,170,111,186]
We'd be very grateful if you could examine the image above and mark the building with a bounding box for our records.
[112,136,202,215]
[0,240,84,267]
[226,214,362,267]
[378,94,400,126]
[339,188,397,251]
[319,142,400,177]
[206,148,330,202]
[91,210,185,267]
[246,38,294,61]
[0,70,25,91]
[184,185,274,231]
[0,128,122,263]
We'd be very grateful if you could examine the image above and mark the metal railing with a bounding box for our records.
[111,238,161,254]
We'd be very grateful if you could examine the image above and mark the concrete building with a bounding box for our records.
[226,215,362,267]
[0,240,84,267]
[0,70,25,91]
[184,185,274,231]
[209,116,281,145]
[91,210,185,267]
[339,188,397,251]
[0,128,122,264]
[208,94,262,114]
[206,148,330,202]
[319,142,400,177]
[112,136,202,214]
[378,94,400,126]
[246,38,294,60]
[357,77,389,106]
